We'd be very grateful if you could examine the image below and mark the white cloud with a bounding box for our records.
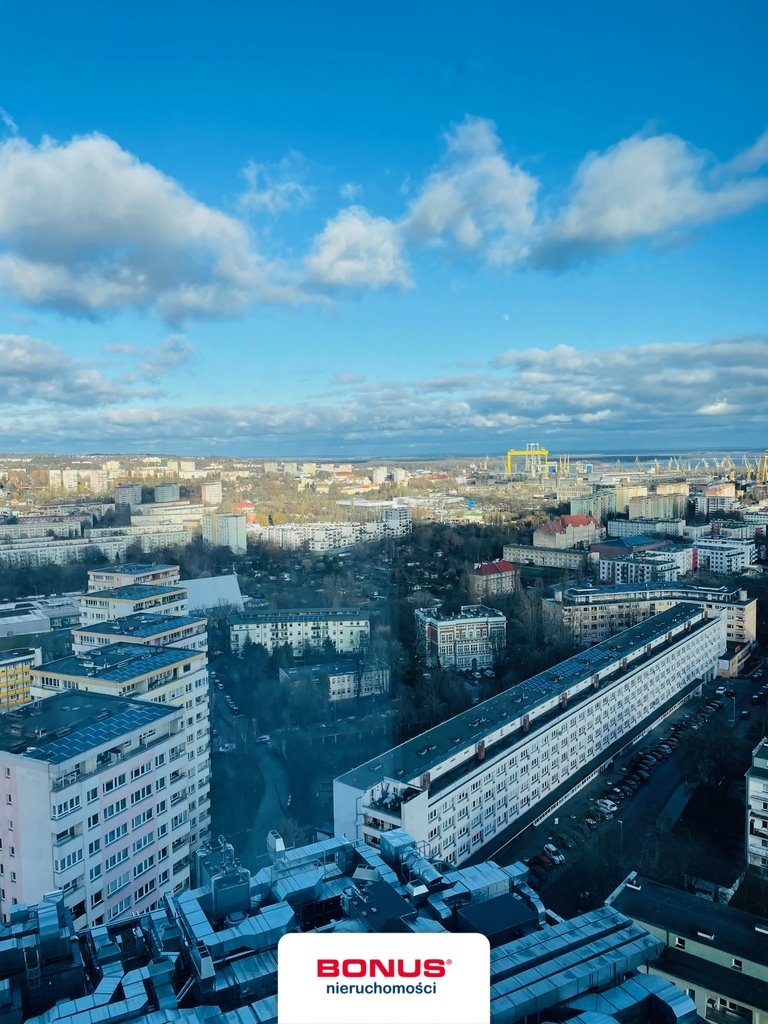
[0,107,17,135]
[403,116,538,264]
[339,182,362,201]
[0,133,303,320]
[306,206,411,289]
[139,335,193,376]
[532,132,768,266]
[0,333,159,406]
[239,150,312,215]
[697,398,737,416]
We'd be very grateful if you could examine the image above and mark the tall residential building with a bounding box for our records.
[87,562,181,592]
[468,559,519,601]
[231,609,370,655]
[113,483,143,510]
[414,604,507,671]
[628,494,688,520]
[153,482,181,503]
[0,648,41,710]
[29,642,210,851]
[335,605,725,865]
[746,739,768,874]
[200,480,223,505]
[202,513,247,554]
[79,583,189,625]
[72,612,208,655]
[0,691,190,928]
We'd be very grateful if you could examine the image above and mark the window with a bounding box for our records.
[88,839,100,856]
[90,865,102,882]
[104,797,127,819]
[88,812,99,829]
[103,773,126,794]
[87,787,98,804]
[131,784,152,805]
[674,937,686,950]
[732,958,743,972]
[10,871,16,883]
[104,823,128,846]
[5,794,11,806]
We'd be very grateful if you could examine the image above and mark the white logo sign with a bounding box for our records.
[278,932,490,1024]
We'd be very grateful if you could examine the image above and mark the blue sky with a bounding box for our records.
[0,1,766,456]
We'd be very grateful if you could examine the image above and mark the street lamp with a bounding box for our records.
[617,819,624,856]
[730,695,736,728]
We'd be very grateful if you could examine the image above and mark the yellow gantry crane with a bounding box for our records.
[758,451,768,484]
[506,444,550,476]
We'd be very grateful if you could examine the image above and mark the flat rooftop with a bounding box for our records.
[76,612,206,638]
[0,647,38,663]
[81,583,186,601]
[35,643,200,683]
[91,562,177,575]
[233,608,368,625]
[415,604,505,622]
[337,604,713,792]
[557,582,748,604]
[0,691,175,763]
[610,875,768,964]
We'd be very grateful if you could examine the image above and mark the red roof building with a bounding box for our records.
[468,559,519,601]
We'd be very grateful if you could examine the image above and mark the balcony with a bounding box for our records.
[706,1006,752,1024]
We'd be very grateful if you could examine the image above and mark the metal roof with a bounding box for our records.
[0,691,175,763]
[232,608,368,625]
[37,643,199,682]
[76,613,206,639]
[336,604,712,792]
[81,583,186,601]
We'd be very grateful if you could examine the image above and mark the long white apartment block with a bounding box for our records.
[79,583,189,625]
[746,740,768,873]
[72,612,208,655]
[29,643,210,851]
[548,582,756,648]
[335,605,726,866]
[230,609,370,655]
[88,563,181,592]
[0,691,191,929]
[695,539,756,574]
[0,530,189,570]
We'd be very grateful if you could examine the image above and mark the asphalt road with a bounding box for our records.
[209,673,290,866]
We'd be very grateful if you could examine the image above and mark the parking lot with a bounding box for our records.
[487,668,763,915]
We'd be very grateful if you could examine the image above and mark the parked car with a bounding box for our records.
[596,799,618,814]
[725,689,737,698]
[740,710,751,720]
[257,734,271,743]
[534,852,554,870]
[715,685,727,696]
[544,843,566,865]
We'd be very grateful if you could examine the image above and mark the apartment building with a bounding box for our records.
[502,543,588,571]
[335,605,725,865]
[279,661,390,701]
[230,609,370,655]
[0,648,41,710]
[746,740,768,874]
[569,491,617,521]
[598,546,695,583]
[0,691,191,928]
[0,530,189,569]
[608,518,686,538]
[88,562,181,592]
[79,583,189,625]
[202,513,247,554]
[468,559,519,601]
[113,483,143,510]
[200,480,223,505]
[533,515,604,549]
[628,494,688,520]
[0,516,89,541]
[696,539,756,574]
[28,643,210,850]
[549,583,756,649]
[609,872,768,1024]
[153,483,180,503]
[415,605,507,671]
[72,613,208,655]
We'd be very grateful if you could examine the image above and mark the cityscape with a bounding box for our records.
[1,2,767,1023]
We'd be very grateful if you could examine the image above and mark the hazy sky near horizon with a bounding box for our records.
[0,1,766,456]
